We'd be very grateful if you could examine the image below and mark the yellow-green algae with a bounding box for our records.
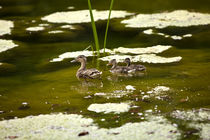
[0,113,181,140]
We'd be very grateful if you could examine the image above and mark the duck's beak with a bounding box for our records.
[107,63,111,66]
[71,59,77,63]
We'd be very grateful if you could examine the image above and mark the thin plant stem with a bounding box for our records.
[88,0,100,56]
[103,0,114,53]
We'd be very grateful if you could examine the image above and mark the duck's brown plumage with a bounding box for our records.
[107,59,128,73]
[124,58,146,72]
[71,55,102,79]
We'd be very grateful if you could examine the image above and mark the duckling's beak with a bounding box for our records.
[71,59,77,63]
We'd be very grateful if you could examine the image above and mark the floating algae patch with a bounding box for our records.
[50,48,113,62]
[171,36,183,40]
[87,103,131,114]
[0,20,13,36]
[94,90,129,99]
[183,34,192,37]
[0,114,181,140]
[38,23,49,27]
[171,108,210,121]
[145,86,170,100]
[142,29,192,40]
[122,10,210,29]
[113,45,172,54]
[26,26,45,31]
[143,29,154,35]
[61,25,76,29]
[189,123,210,140]
[42,10,134,24]
[0,39,18,53]
[100,54,182,64]
[126,85,136,91]
[151,86,170,93]
[48,30,64,34]
[50,45,173,62]
[94,86,135,99]
[171,109,210,139]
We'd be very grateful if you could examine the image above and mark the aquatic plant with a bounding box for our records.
[103,0,114,53]
[88,0,100,56]
[88,0,115,55]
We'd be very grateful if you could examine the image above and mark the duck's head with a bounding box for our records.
[71,55,87,63]
[123,58,131,66]
[107,59,117,66]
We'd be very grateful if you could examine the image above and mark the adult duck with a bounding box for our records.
[107,59,128,74]
[71,55,102,79]
[124,58,146,72]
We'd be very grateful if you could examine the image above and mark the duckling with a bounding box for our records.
[71,55,102,79]
[107,59,128,73]
[124,58,146,72]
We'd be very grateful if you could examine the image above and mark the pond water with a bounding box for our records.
[0,0,210,139]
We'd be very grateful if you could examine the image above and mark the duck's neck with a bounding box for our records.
[127,61,131,67]
[111,62,117,69]
[78,60,86,71]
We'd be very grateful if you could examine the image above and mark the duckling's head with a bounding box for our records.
[124,58,131,66]
[107,59,117,66]
[71,55,87,63]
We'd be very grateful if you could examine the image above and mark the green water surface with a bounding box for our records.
[0,0,210,139]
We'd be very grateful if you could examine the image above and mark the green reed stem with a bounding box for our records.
[88,0,100,56]
[103,0,114,53]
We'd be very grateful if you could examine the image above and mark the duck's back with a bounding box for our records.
[110,66,128,73]
[129,64,146,71]
[77,68,102,79]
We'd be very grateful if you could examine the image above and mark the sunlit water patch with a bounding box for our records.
[42,10,134,24]
[0,20,13,36]
[122,10,210,28]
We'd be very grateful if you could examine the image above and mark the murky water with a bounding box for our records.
[0,0,210,139]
